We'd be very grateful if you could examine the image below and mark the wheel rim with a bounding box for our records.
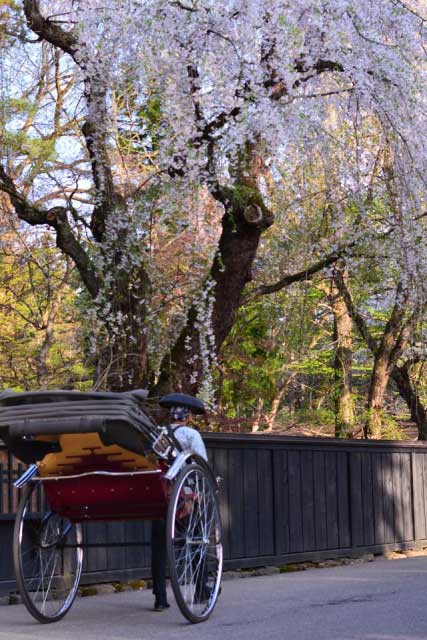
[168,465,222,621]
[15,485,83,622]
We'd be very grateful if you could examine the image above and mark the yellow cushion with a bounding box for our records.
[37,432,157,476]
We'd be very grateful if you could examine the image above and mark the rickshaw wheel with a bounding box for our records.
[13,482,83,623]
[167,462,223,623]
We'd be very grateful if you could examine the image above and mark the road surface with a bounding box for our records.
[1,557,427,640]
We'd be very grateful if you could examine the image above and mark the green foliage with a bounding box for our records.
[141,94,162,129]
[115,88,163,157]
[221,184,266,217]
[219,285,336,421]
[286,407,336,427]
[3,130,57,164]
[364,408,404,441]
[0,234,92,391]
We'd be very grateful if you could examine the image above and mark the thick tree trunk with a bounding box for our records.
[334,269,414,439]
[264,383,289,431]
[35,267,70,388]
[288,363,297,416]
[392,362,427,441]
[155,197,273,396]
[14,5,153,393]
[95,332,149,392]
[94,264,151,391]
[155,148,273,397]
[364,293,412,438]
[330,269,354,438]
[251,398,265,433]
[365,358,391,438]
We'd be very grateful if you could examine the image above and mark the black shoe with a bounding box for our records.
[153,600,170,612]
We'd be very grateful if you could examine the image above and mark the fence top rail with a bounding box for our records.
[3,432,427,455]
[202,431,427,451]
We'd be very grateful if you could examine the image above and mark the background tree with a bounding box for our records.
[1,1,427,426]
[0,214,88,390]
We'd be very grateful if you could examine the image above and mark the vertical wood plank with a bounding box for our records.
[421,453,427,540]
[107,522,126,571]
[373,453,386,545]
[212,448,230,560]
[326,452,339,549]
[337,451,351,549]
[273,449,289,555]
[301,450,316,551]
[313,451,327,550]
[257,449,274,556]
[0,519,14,581]
[422,454,427,540]
[228,448,245,558]
[125,520,145,572]
[392,453,404,542]
[81,522,89,574]
[401,453,414,542]
[85,521,108,573]
[0,465,3,515]
[288,450,303,553]
[349,453,363,546]
[383,452,395,543]
[243,449,259,558]
[361,453,375,546]
[412,452,426,541]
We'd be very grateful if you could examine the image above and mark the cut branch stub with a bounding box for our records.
[218,184,274,230]
[243,203,264,225]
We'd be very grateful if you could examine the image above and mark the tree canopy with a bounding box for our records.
[1,1,427,438]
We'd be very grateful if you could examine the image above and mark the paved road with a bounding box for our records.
[1,557,427,640]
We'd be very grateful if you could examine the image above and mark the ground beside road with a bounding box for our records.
[1,556,427,640]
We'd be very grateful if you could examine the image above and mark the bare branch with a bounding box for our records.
[244,252,341,303]
[23,0,78,58]
[0,165,47,225]
[170,0,198,11]
[0,166,99,297]
[23,0,119,244]
[334,267,378,354]
[194,56,345,147]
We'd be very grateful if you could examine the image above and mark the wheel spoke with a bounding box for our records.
[41,552,58,614]
[33,545,57,606]
[13,484,83,622]
[168,463,223,623]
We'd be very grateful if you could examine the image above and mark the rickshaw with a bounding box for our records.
[0,389,223,624]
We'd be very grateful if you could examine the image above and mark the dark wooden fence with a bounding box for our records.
[2,433,427,594]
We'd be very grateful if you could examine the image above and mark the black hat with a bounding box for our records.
[159,393,206,415]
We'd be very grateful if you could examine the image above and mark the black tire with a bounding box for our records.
[13,483,83,623]
[167,463,223,623]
